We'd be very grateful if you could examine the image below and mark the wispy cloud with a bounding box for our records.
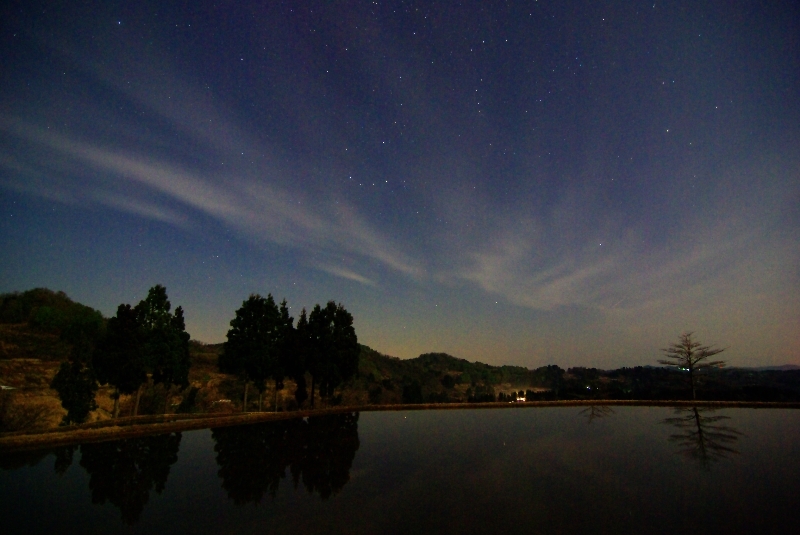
[90,190,190,228]
[0,118,423,279]
[455,183,797,320]
[315,264,377,287]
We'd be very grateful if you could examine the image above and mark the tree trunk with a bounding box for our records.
[112,390,120,418]
[243,382,249,412]
[133,384,143,416]
[689,367,697,400]
[310,375,316,408]
[258,392,263,412]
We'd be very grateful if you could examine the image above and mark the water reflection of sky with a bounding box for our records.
[1,407,798,534]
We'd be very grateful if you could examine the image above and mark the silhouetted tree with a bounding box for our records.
[93,304,148,417]
[221,294,285,411]
[134,285,191,413]
[304,302,359,407]
[271,299,294,410]
[292,309,311,406]
[301,305,324,407]
[659,332,726,400]
[51,360,98,424]
[539,365,566,398]
[79,433,182,525]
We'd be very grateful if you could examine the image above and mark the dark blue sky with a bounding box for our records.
[2,0,798,367]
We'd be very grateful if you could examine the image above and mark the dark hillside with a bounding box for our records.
[0,323,72,362]
[0,288,104,335]
[0,289,106,429]
[0,289,104,362]
[349,347,565,405]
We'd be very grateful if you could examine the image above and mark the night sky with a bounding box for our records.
[2,1,798,368]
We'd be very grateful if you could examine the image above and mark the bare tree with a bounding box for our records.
[658,332,725,400]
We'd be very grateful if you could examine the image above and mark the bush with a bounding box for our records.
[402,381,423,404]
[427,391,449,403]
[177,387,200,413]
[368,386,383,404]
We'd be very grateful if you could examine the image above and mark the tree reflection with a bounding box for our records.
[291,412,360,499]
[212,417,304,503]
[0,445,76,474]
[579,405,615,424]
[53,445,76,475]
[662,406,742,468]
[78,433,182,524]
[212,412,360,504]
[0,449,52,471]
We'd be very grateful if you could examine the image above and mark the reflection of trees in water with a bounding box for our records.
[293,413,360,499]
[212,417,303,504]
[212,412,360,504]
[0,444,80,475]
[77,433,182,524]
[53,445,75,475]
[579,405,615,424]
[0,449,52,471]
[662,406,742,468]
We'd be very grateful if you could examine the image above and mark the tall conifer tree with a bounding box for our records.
[222,294,285,411]
[94,304,147,417]
[305,301,359,407]
[134,285,191,413]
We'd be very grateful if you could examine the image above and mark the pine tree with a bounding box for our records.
[291,309,310,407]
[306,301,359,406]
[94,304,147,417]
[134,286,191,413]
[222,294,284,412]
[272,299,294,410]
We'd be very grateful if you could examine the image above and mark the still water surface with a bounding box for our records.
[1,406,798,534]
